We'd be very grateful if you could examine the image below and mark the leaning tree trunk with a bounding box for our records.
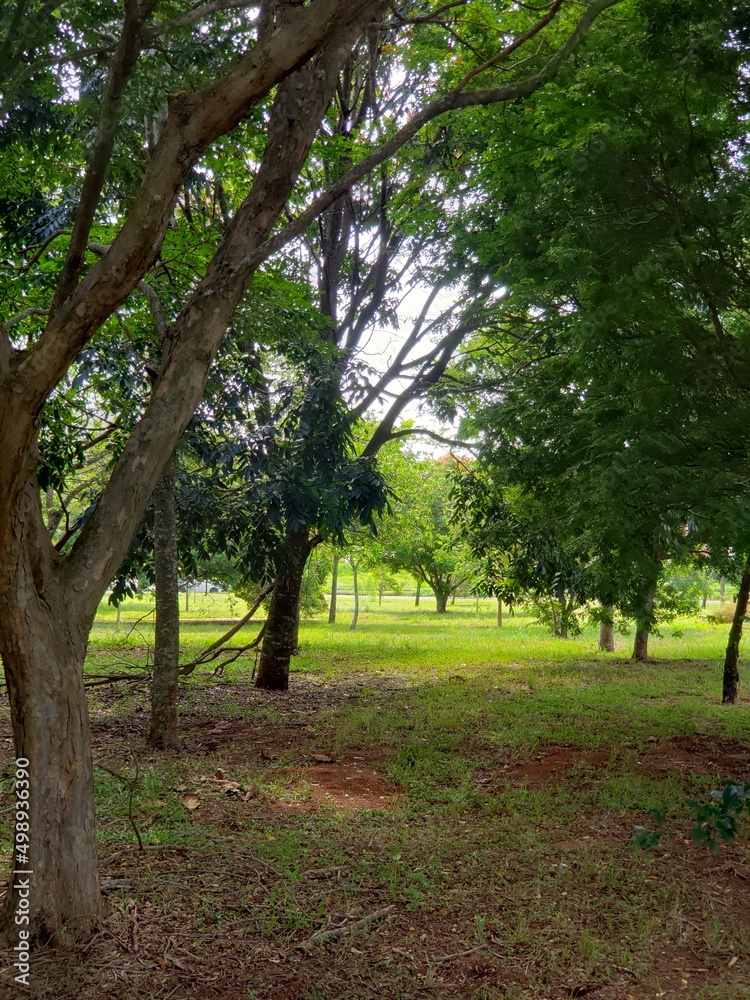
[149,457,181,748]
[0,492,103,945]
[328,551,338,624]
[598,605,615,652]
[722,565,750,705]
[633,579,657,662]
[255,528,310,691]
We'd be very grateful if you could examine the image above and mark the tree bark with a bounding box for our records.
[255,529,310,690]
[328,550,338,624]
[632,579,657,662]
[149,457,180,748]
[721,577,726,603]
[415,579,421,606]
[0,491,103,944]
[497,598,503,627]
[435,590,449,613]
[350,561,360,631]
[598,605,615,652]
[722,566,750,705]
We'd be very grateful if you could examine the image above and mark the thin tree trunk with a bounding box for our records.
[702,592,707,609]
[350,562,360,630]
[255,528,310,690]
[633,578,657,662]
[475,595,479,614]
[721,577,726,603]
[415,580,421,606]
[185,587,189,612]
[550,597,560,636]
[328,551,338,624]
[722,565,750,704]
[598,605,615,652]
[497,598,503,627]
[0,498,104,944]
[149,457,181,749]
[378,583,383,607]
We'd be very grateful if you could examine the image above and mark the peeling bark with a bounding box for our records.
[0,488,103,945]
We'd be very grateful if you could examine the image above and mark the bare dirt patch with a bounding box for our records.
[268,763,397,812]
[637,734,750,781]
[489,735,750,790]
[503,745,613,788]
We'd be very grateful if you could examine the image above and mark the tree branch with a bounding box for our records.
[51,0,158,311]
[17,0,388,411]
[237,0,624,277]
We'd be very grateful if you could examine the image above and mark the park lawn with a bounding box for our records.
[1,602,749,998]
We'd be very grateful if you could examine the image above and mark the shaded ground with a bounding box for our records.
[0,669,749,999]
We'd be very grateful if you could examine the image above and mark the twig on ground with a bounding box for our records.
[103,844,190,864]
[296,904,395,950]
[84,672,150,688]
[431,943,488,963]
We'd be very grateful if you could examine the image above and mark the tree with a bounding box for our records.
[0,0,624,943]
[374,454,473,613]
[439,0,750,660]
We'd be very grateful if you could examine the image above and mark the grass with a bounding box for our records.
[1,601,749,998]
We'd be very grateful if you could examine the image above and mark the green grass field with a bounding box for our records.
[2,600,749,998]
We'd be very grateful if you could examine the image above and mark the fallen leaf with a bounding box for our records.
[312,753,334,764]
[728,956,739,968]
[215,768,225,780]
[180,794,200,811]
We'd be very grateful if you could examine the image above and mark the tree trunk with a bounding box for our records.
[722,566,750,705]
[328,551,338,624]
[350,562,360,631]
[378,583,383,607]
[149,458,180,749]
[598,605,615,652]
[475,595,480,615]
[435,590,449,613]
[415,580,421,606]
[720,577,726,603]
[0,496,104,944]
[255,529,310,690]
[497,598,503,627]
[633,577,657,662]
[550,597,560,636]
